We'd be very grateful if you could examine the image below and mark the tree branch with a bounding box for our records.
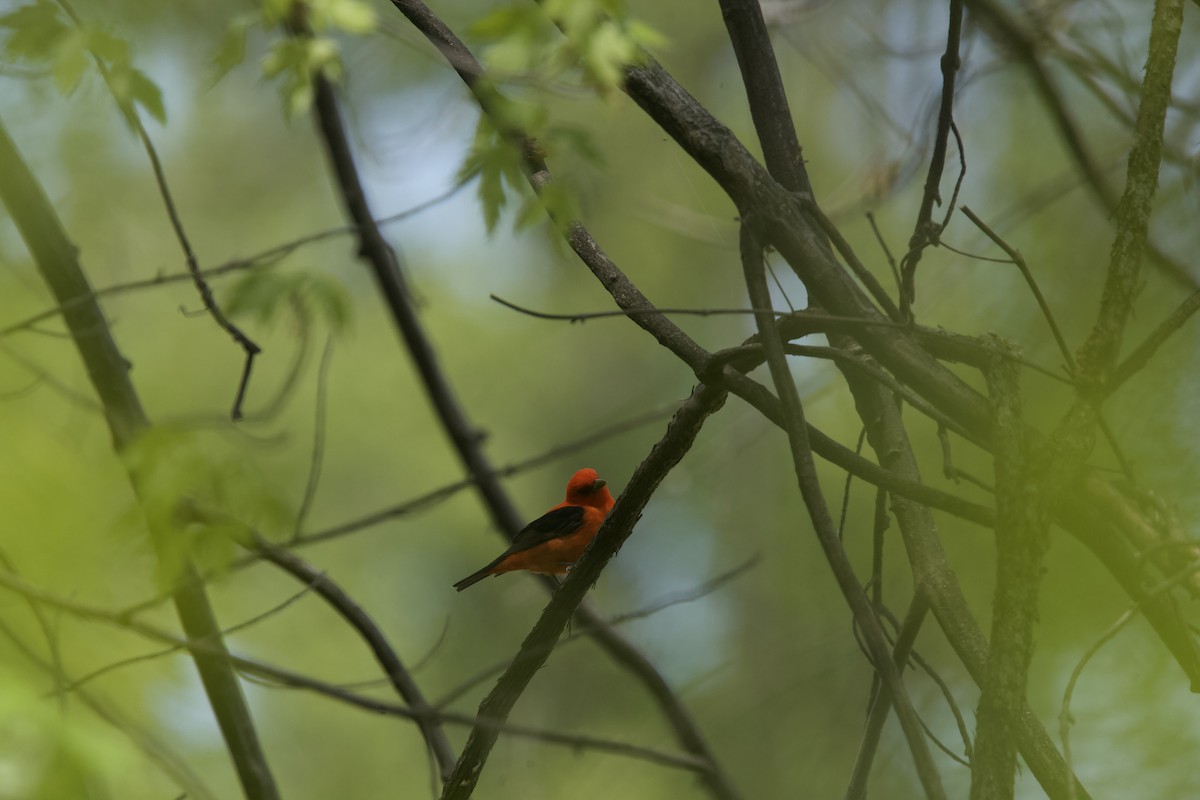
[249,537,457,781]
[0,567,713,778]
[441,382,730,799]
[970,340,1047,800]
[1074,0,1185,383]
[739,221,947,800]
[307,15,739,797]
[0,117,280,800]
[900,0,964,318]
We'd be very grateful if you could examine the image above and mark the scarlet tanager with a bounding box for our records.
[453,468,615,591]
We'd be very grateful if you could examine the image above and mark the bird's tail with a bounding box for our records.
[453,565,496,592]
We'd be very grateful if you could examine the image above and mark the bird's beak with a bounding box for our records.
[592,479,607,490]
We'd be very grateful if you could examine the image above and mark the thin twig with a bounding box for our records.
[865,211,902,297]
[1107,288,1200,395]
[59,0,261,420]
[53,575,321,697]
[1059,559,1200,800]
[741,220,946,800]
[938,121,967,233]
[899,0,965,318]
[0,568,713,777]
[435,556,760,709]
[796,196,903,321]
[249,538,457,781]
[440,383,731,800]
[960,206,1074,371]
[0,620,220,800]
[292,337,335,540]
[837,428,869,540]
[0,547,66,703]
[0,182,467,343]
[491,294,791,321]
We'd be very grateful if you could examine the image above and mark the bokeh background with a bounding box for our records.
[1,0,1199,797]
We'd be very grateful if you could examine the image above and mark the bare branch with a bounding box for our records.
[57,0,261,420]
[435,556,760,709]
[740,220,947,800]
[970,340,1046,800]
[0,568,712,778]
[0,182,467,343]
[248,538,457,781]
[1107,288,1200,395]
[899,0,964,318]
[844,594,933,800]
[1058,559,1200,800]
[960,206,1075,373]
[292,337,335,540]
[441,383,730,800]
[0,116,280,800]
[0,619,220,800]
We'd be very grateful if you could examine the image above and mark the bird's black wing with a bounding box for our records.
[504,505,586,554]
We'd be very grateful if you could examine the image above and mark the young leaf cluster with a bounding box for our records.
[213,0,378,116]
[0,0,164,123]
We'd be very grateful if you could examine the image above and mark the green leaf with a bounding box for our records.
[516,180,578,233]
[83,26,128,64]
[212,17,252,84]
[0,1,67,61]
[50,29,87,94]
[458,117,527,234]
[545,0,601,41]
[262,36,342,117]
[470,6,540,40]
[225,269,351,333]
[317,0,377,34]
[546,124,604,164]
[581,20,637,90]
[225,269,291,324]
[123,427,292,582]
[129,67,165,123]
[303,272,351,332]
[261,0,297,25]
[478,160,506,232]
[626,19,667,50]
[262,38,303,79]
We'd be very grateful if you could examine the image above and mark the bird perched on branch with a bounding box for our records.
[453,468,615,591]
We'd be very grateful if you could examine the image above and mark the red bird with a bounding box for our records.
[453,468,616,591]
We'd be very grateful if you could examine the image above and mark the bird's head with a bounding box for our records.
[565,468,614,508]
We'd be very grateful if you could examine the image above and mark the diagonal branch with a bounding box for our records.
[0,117,280,800]
[716,0,809,195]
[970,341,1048,800]
[965,0,1195,290]
[899,0,965,318]
[250,538,457,781]
[57,0,260,420]
[739,221,947,800]
[1075,0,1186,383]
[441,382,729,800]
[708,11,1086,795]
[379,7,744,800]
[0,567,714,778]
[1106,288,1200,395]
[305,14,739,797]
[0,619,220,800]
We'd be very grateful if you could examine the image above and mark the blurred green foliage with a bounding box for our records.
[0,0,1198,798]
